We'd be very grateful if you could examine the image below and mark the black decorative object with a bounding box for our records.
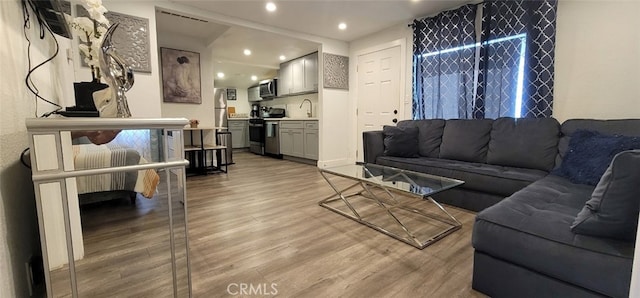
[61,80,109,117]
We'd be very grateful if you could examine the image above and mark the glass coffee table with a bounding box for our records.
[319,163,464,249]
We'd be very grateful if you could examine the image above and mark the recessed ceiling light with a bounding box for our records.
[266,2,276,12]
[251,75,258,81]
[279,55,286,61]
[217,72,225,78]
[243,49,252,56]
[338,22,347,30]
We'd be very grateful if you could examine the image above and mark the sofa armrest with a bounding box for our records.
[363,130,385,164]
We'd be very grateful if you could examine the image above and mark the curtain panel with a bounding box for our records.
[412,0,557,120]
[412,4,477,119]
[475,0,558,118]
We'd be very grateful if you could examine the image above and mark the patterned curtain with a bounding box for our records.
[475,0,558,118]
[412,5,477,119]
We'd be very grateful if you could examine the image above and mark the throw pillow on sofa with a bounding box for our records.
[552,130,640,185]
[571,150,640,241]
[382,125,420,158]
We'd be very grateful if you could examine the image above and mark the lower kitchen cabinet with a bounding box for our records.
[303,129,318,160]
[228,120,249,148]
[280,120,318,160]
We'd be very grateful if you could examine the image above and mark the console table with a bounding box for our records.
[26,118,192,297]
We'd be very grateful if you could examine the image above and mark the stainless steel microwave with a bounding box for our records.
[259,79,277,98]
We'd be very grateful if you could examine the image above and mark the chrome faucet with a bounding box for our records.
[299,98,312,118]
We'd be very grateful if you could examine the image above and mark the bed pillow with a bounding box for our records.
[383,125,419,158]
[552,130,640,185]
[571,150,640,240]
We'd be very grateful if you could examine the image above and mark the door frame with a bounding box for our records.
[353,38,407,162]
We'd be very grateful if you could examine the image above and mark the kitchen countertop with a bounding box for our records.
[264,118,319,121]
[228,118,250,120]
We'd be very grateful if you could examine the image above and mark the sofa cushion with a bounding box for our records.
[376,156,546,197]
[439,119,493,163]
[473,175,634,298]
[487,117,560,171]
[572,150,640,241]
[397,119,445,157]
[552,130,640,185]
[382,125,419,158]
[556,119,640,169]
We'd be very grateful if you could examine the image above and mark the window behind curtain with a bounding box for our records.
[412,4,477,120]
[412,0,557,120]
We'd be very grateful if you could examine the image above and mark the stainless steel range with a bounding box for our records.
[248,108,286,156]
[248,118,265,155]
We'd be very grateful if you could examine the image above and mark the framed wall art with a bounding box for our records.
[160,48,202,104]
[227,88,237,100]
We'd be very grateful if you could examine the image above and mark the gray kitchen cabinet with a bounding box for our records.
[278,60,292,96]
[248,85,261,102]
[303,121,319,160]
[303,52,318,93]
[278,52,318,96]
[280,121,304,158]
[228,120,248,148]
[280,120,318,160]
[279,129,294,156]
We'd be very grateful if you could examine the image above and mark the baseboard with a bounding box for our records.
[282,155,316,165]
[317,158,350,168]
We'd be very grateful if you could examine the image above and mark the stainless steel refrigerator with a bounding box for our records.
[214,88,228,128]
[213,88,233,165]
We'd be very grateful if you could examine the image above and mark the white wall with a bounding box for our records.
[262,94,319,118]
[158,32,216,127]
[226,87,251,115]
[553,0,640,122]
[1,0,67,296]
[318,43,350,167]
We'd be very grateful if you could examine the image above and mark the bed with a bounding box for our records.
[73,143,160,205]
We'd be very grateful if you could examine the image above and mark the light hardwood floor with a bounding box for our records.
[71,152,485,297]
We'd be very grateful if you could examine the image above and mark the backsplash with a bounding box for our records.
[262,94,319,118]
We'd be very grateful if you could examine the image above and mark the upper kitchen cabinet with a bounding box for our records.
[278,52,318,96]
[248,85,261,102]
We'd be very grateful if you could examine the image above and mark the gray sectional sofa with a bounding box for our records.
[362,118,640,297]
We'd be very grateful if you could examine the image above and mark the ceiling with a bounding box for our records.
[175,0,471,42]
[155,9,319,89]
[156,0,469,89]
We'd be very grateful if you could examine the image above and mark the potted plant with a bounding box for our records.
[65,0,111,113]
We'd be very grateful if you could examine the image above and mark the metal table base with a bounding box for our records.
[318,171,462,250]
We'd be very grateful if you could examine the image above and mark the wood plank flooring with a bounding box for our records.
[63,152,485,297]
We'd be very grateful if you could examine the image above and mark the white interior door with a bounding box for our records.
[357,45,402,161]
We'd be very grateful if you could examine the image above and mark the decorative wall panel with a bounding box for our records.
[323,53,349,90]
[78,6,152,73]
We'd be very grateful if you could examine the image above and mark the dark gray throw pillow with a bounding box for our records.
[383,126,419,158]
[571,150,640,241]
